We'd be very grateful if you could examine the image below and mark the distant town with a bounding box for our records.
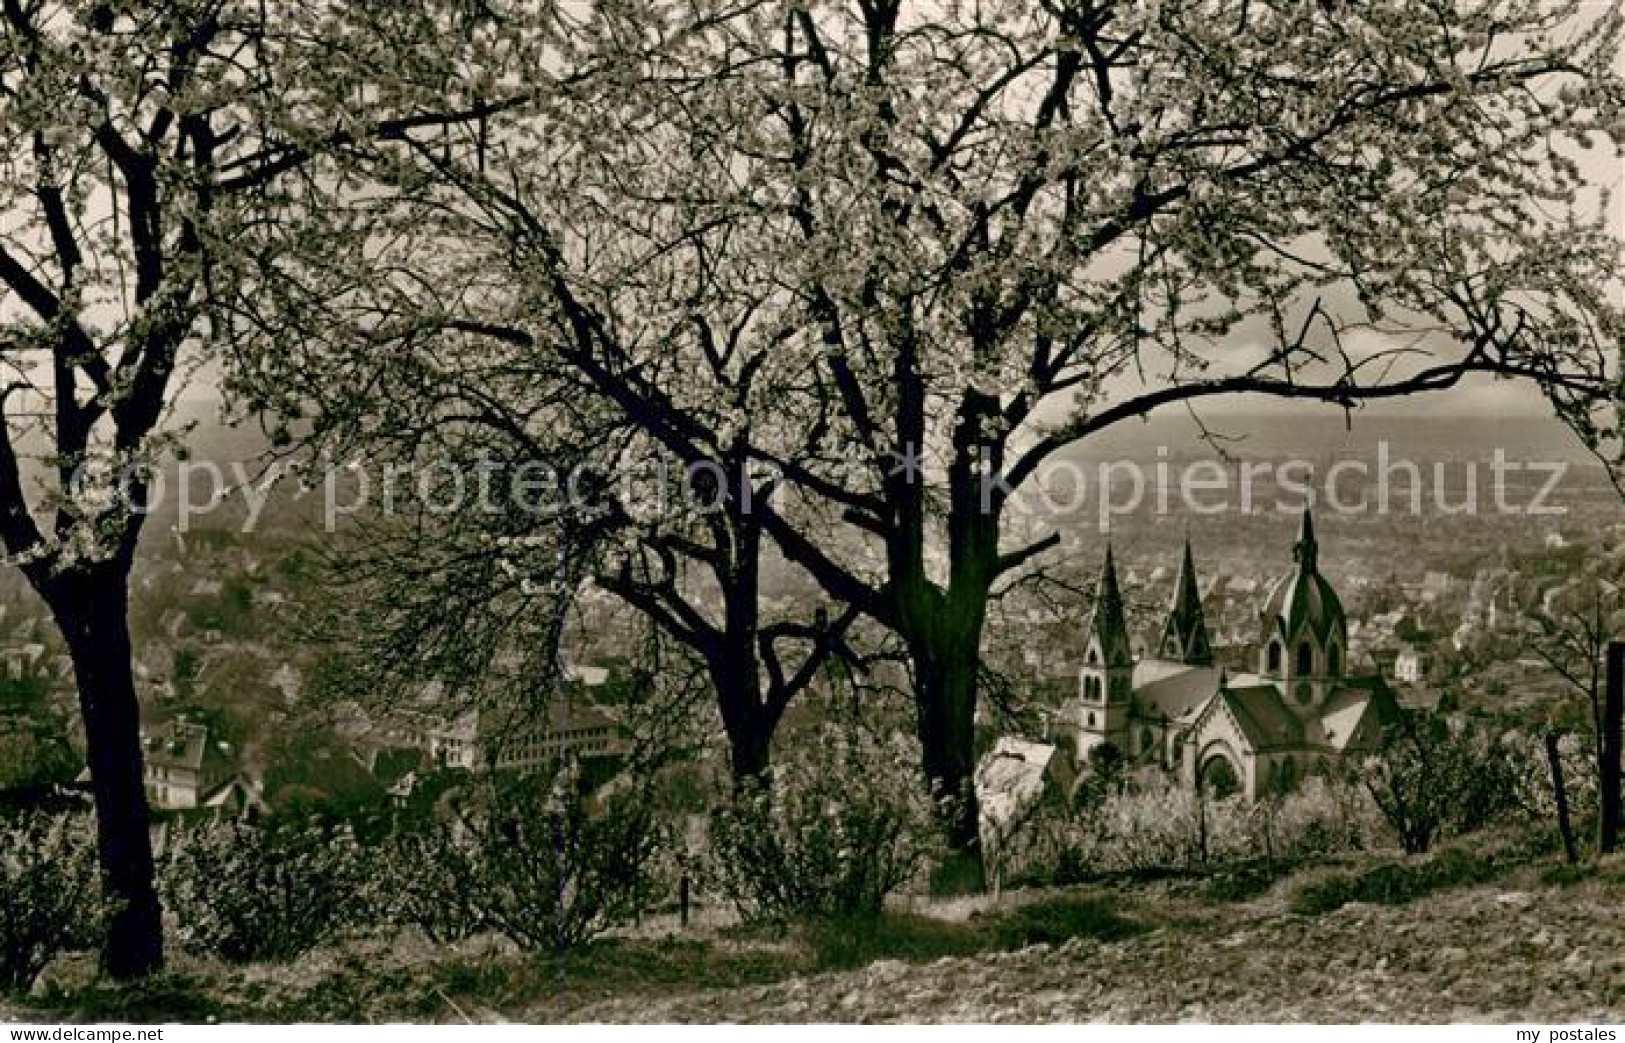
[1,432,1617,835]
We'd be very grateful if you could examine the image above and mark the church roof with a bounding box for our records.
[1132,660,1222,721]
[1316,690,1374,750]
[1220,685,1305,750]
[1158,538,1213,664]
[1086,545,1134,668]
[1181,671,1400,756]
[1262,509,1346,647]
[1313,677,1401,750]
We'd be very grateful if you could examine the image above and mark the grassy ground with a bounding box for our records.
[6,839,1624,1024]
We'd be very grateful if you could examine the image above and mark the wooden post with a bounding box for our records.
[1545,731,1577,864]
[1194,769,1209,866]
[1599,642,1623,855]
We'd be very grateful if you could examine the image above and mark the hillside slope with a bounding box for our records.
[561,875,1625,1023]
[7,856,1623,1024]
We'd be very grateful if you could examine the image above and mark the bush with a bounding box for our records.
[803,913,980,971]
[1360,715,1523,854]
[380,828,487,946]
[0,814,103,993]
[384,762,667,951]
[988,895,1140,949]
[1016,772,1384,886]
[803,896,1140,971]
[1289,846,1500,915]
[1540,860,1595,888]
[1202,860,1291,903]
[1262,774,1386,859]
[161,820,373,962]
[1508,729,1599,834]
[710,725,941,924]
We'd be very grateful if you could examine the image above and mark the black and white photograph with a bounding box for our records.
[0,0,1623,1029]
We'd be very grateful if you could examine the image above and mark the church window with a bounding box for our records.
[1087,712,1096,727]
[1328,643,1341,677]
[1087,648,1099,666]
[1296,641,1313,675]
[1267,641,1282,672]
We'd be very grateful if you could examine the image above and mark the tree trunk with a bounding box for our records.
[900,388,1005,895]
[1545,730,1577,865]
[912,619,986,894]
[714,663,773,786]
[43,560,163,979]
[1599,641,1623,855]
[713,501,775,789]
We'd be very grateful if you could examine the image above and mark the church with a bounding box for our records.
[1067,510,1401,799]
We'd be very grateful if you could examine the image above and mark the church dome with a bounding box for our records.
[1261,509,1346,647]
[1262,567,1344,645]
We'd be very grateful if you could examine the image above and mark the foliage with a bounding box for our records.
[1360,715,1524,854]
[1072,742,1128,810]
[379,826,488,947]
[805,895,1140,971]
[228,0,1625,879]
[0,721,78,790]
[710,725,942,924]
[1289,846,1502,915]
[383,762,668,951]
[1509,728,1600,834]
[0,814,104,993]
[986,894,1143,950]
[160,821,374,963]
[1201,861,1293,904]
[1017,772,1384,885]
[261,726,389,823]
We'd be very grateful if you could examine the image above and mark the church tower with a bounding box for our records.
[1078,545,1134,756]
[1259,508,1348,709]
[1157,538,1213,665]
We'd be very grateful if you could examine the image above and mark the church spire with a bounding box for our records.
[1293,507,1319,573]
[1158,537,1213,664]
[1087,544,1133,668]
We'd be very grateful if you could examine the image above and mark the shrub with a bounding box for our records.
[379,828,488,946]
[1289,846,1500,915]
[803,913,980,970]
[0,814,103,993]
[1508,728,1599,833]
[161,820,373,962]
[1360,715,1523,854]
[710,725,941,924]
[1202,861,1290,903]
[803,895,1139,971]
[1540,861,1595,888]
[1265,775,1375,854]
[1057,775,1255,872]
[988,895,1140,949]
[1016,771,1382,885]
[385,762,668,951]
